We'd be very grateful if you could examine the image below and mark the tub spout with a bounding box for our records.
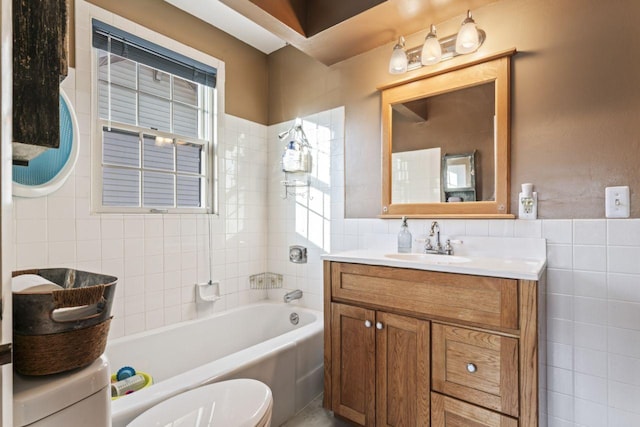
[284,289,303,303]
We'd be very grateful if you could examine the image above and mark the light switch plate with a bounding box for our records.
[605,186,630,218]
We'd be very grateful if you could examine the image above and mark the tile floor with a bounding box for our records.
[281,394,352,426]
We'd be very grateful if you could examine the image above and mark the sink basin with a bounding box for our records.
[384,253,471,264]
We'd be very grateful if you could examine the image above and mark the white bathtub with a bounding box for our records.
[106,302,324,427]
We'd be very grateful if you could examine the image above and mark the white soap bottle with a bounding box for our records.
[518,183,537,219]
[282,141,302,172]
[397,216,412,253]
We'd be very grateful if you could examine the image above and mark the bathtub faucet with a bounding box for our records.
[284,289,303,303]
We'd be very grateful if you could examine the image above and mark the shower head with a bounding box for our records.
[278,119,309,147]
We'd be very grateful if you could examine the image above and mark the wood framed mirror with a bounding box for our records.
[380,50,515,218]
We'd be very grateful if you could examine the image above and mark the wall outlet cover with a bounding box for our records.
[518,192,538,220]
[605,186,630,218]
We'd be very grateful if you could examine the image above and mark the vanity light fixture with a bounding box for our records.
[387,10,485,74]
[421,24,442,65]
[388,36,408,74]
[455,10,480,54]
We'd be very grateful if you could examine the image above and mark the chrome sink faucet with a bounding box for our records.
[425,221,454,255]
[428,221,441,252]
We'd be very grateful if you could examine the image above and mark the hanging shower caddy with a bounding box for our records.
[279,118,312,199]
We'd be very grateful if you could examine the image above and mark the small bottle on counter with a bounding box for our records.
[397,216,412,253]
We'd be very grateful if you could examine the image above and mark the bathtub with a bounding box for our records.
[106,302,324,427]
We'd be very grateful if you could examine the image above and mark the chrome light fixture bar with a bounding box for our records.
[389,10,486,74]
[405,29,486,71]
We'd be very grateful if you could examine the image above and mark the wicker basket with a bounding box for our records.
[13,268,117,376]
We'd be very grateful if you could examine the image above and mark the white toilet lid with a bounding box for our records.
[127,379,273,427]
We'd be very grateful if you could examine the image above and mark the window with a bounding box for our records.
[92,20,217,213]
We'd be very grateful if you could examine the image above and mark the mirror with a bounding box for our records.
[442,151,476,202]
[381,51,514,217]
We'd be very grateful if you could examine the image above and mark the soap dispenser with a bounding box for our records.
[397,216,412,253]
[518,183,538,219]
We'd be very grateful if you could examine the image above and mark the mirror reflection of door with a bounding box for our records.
[392,147,441,203]
[391,81,495,204]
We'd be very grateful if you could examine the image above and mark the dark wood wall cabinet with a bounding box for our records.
[12,0,69,166]
[324,261,545,427]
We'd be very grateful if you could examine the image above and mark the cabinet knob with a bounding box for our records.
[364,320,372,328]
[376,322,384,330]
[467,363,477,373]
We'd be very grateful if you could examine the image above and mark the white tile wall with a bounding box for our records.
[266,108,344,310]
[13,111,269,340]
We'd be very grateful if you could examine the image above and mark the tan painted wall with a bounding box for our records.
[84,0,269,124]
[268,0,640,218]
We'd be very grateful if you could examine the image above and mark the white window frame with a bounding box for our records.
[90,25,221,215]
[97,120,212,213]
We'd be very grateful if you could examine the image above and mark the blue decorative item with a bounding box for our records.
[13,88,79,197]
[116,366,137,381]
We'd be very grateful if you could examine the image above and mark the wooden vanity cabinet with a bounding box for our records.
[324,261,543,427]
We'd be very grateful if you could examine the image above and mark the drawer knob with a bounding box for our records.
[376,322,384,330]
[364,320,372,328]
[467,363,477,373]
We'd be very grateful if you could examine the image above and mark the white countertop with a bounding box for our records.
[322,237,547,280]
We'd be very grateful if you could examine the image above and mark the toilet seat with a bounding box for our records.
[127,379,273,427]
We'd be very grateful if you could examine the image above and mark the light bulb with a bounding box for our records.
[388,36,408,74]
[455,10,480,54]
[421,24,441,66]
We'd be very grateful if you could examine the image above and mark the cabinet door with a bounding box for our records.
[376,311,430,427]
[331,303,376,426]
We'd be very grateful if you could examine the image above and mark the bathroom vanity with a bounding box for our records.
[322,242,546,427]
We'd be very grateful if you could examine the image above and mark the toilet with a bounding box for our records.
[127,378,273,427]
[13,355,111,427]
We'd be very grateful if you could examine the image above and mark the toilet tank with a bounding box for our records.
[13,355,110,427]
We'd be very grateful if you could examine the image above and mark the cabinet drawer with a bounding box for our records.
[432,324,519,417]
[431,393,518,427]
[331,262,518,330]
